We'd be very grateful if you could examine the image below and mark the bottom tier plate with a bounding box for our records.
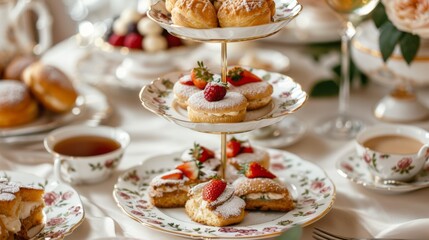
[113,148,335,239]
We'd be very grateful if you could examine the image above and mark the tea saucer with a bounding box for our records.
[336,150,429,193]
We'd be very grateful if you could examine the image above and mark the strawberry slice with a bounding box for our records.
[189,143,215,163]
[191,61,213,90]
[241,146,254,153]
[203,178,227,202]
[226,137,242,158]
[179,75,194,86]
[226,66,262,86]
[242,162,276,179]
[176,161,200,180]
[161,170,183,180]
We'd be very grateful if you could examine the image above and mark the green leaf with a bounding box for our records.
[310,79,339,97]
[276,225,302,240]
[399,33,420,65]
[372,2,387,28]
[379,22,404,62]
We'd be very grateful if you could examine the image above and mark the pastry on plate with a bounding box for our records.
[3,55,38,81]
[23,62,78,113]
[227,66,273,110]
[0,80,39,128]
[187,78,248,123]
[185,178,246,226]
[233,162,295,211]
[181,142,221,176]
[173,74,200,108]
[217,0,272,27]
[171,0,218,28]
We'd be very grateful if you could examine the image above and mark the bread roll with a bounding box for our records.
[171,0,218,28]
[218,0,271,27]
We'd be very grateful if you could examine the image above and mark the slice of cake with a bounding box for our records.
[185,178,246,227]
[233,162,295,211]
[16,185,45,239]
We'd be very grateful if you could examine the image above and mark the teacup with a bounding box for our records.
[355,124,429,182]
[44,125,130,185]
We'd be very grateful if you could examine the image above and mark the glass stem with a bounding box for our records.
[338,20,356,119]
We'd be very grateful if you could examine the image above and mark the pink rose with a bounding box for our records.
[61,191,73,201]
[311,181,324,190]
[47,217,65,226]
[382,0,429,38]
[363,153,372,164]
[44,192,60,206]
[396,157,413,169]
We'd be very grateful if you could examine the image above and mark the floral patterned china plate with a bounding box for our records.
[0,171,85,239]
[113,148,335,239]
[139,68,307,133]
[336,150,429,193]
[147,0,302,42]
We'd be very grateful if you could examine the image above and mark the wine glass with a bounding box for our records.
[315,0,379,139]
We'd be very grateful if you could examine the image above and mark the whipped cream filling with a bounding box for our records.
[149,184,189,198]
[0,215,21,233]
[245,192,285,200]
[20,200,45,219]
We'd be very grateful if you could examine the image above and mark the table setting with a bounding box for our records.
[1,0,429,240]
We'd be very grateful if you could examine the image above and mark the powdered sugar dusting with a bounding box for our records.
[174,80,200,98]
[229,147,269,166]
[229,81,272,99]
[209,185,234,207]
[0,193,15,201]
[214,196,245,217]
[0,81,28,107]
[188,91,246,112]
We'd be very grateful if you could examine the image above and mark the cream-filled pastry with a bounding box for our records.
[173,74,200,109]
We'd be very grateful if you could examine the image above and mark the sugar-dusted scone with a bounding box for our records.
[187,78,248,123]
[227,66,273,110]
[217,0,271,27]
[185,179,246,227]
[234,162,295,211]
[173,74,200,109]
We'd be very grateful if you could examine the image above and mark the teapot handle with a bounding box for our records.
[11,0,52,55]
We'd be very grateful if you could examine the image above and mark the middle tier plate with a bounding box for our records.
[139,68,307,133]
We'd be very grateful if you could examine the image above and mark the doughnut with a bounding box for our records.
[0,80,38,127]
[217,0,271,27]
[171,0,218,29]
[187,91,247,123]
[3,55,38,81]
[23,62,78,113]
[229,81,273,110]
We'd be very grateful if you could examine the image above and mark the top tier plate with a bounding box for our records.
[147,0,302,42]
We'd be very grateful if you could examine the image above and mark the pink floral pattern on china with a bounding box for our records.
[362,151,416,176]
[113,149,335,239]
[337,151,429,193]
[1,171,84,239]
[139,68,307,134]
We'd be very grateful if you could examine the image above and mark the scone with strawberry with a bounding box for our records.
[185,178,246,226]
[173,61,212,108]
[234,162,295,212]
[187,76,248,123]
[225,137,270,182]
[148,160,202,208]
[227,66,273,110]
[181,142,221,177]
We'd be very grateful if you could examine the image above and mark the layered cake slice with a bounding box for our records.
[233,162,295,211]
[185,178,246,227]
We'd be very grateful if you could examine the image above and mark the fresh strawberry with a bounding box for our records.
[124,33,143,49]
[189,143,215,163]
[242,162,276,179]
[226,138,242,158]
[203,178,227,202]
[166,34,182,48]
[191,61,213,90]
[179,75,194,86]
[176,161,199,180]
[226,66,262,86]
[161,170,183,180]
[204,81,227,102]
[108,34,125,46]
[241,146,254,153]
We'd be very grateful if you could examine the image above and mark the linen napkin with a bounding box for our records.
[375,218,429,239]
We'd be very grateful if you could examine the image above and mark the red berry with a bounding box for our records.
[179,75,194,86]
[161,170,183,180]
[203,179,227,202]
[191,61,213,90]
[189,143,215,163]
[243,162,276,179]
[226,138,242,158]
[124,33,143,49]
[176,161,199,180]
[227,66,262,86]
[241,146,254,153]
[166,34,182,48]
[204,82,227,102]
[108,34,125,46]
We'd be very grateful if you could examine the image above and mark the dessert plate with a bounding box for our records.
[0,83,111,143]
[147,0,302,42]
[0,171,85,239]
[336,150,429,193]
[139,68,307,133]
[113,148,335,239]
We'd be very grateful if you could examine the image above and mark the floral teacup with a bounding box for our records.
[355,124,429,182]
[44,125,130,185]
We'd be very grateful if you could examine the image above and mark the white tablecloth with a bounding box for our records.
[2,37,429,240]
